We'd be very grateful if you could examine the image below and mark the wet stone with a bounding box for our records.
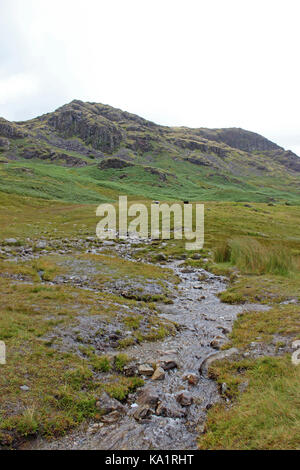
[176,390,194,407]
[138,364,155,376]
[157,357,178,370]
[183,373,199,386]
[152,367,165,381]
[137,388,160,407]
[156,397,187,418]
[133,405,153,421]
[96,392,125,415]
[210,335,227,350]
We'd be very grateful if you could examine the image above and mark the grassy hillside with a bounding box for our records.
[0,101,299,449]
[0,100,300,204]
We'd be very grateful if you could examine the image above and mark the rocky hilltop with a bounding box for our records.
[0,100,299,203]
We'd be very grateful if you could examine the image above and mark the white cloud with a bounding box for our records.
[0,0,299,154]
[0,73,39,105]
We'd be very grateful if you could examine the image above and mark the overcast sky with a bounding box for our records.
[1,0,300,155]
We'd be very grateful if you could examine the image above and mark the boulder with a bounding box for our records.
[152,367,165,381]
[137,388,160,407]
[96,392,125,415]
[138,364,155,376]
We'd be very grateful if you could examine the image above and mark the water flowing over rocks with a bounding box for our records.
[25,249,269,451]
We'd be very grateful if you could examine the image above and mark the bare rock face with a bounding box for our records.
[0,137,10,151]
[45,101,124,153]
[20,146,87,167]
[98,158,134,170]
[0,118,27,139]
[196,127,281,153]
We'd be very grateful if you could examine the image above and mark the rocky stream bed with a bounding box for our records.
[20,240,269,450]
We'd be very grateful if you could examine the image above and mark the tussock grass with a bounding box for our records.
[199,356,300,450]
[198,302,300,450]
[214,238,294,276]
[219,272,300,304]
[1,191,300,448]
[229,304,300,348]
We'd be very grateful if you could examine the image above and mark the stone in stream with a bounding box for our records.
[156,398,187,418]
[210,335,227,350]
[183,373,199,386]
[137,388,160,407]
[157,357,178,370]
[132,405,153,421]
[152,367,165,381]
[176,390,194,406]
[138,364,155,376]
[199,348,239,377]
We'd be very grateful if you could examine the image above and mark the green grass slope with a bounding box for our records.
[0,100,299,204]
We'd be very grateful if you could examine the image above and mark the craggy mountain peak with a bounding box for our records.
[0,100,294,157]
[0,100,299,184]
